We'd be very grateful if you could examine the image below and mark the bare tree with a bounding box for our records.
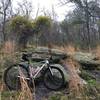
[0,0,12,42]
[35,3,40,19]
[16,0,33,19]
[59,0,100,48]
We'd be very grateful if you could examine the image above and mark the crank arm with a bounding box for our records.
[17,76,30,80]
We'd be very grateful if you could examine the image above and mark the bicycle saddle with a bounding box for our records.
[22,53,32,61]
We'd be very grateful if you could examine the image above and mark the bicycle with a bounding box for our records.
[4,52,67,91]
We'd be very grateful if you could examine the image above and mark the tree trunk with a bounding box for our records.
[85,0,91,49]
[2,10,6,43]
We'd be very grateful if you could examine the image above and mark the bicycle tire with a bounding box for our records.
[3,64,30,90]
[43,66,65,91]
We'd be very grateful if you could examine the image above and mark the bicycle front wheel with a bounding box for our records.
[43,66,65,91]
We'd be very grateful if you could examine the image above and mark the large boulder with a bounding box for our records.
[72,52,100,69]
[33,47,100,68]
[31,47,67,63]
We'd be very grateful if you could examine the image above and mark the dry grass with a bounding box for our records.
[52,45,76,54]
[53,45,85,97]
[58,45,100,99]
[64,59,84,95]
[1,67,35,100]
[53,45,81,71]
[0,43,100,100]
[0,41,16,66]
[1,40,16,54]
[17,80,34,100]
[0,43,35,100]
[52,45,81,60]
[17,68,35,100]
[94,45,100,58]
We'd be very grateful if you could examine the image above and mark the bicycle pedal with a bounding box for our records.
[17,76,30,80]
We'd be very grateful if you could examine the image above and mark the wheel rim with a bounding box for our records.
[44,67,64,90]
[5,65,29,90]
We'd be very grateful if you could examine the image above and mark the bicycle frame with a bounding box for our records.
[29,60,49,79]
[18,59,53,81]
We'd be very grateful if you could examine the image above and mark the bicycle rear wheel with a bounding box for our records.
[43,66,65,91]
[4,64,30,90]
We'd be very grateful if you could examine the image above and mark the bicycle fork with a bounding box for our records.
[48,67,53,76]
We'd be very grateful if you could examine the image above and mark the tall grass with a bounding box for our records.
[2,41,16,54]
[1,61,35,100]
[1,43,100,100]
[51,45,100,100]
[1,77,35,100]
[0,41,36,100]
[16,69,35,100]
[51,45,84,96]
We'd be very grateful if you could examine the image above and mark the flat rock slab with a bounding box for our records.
[22,47,100,69]
[22,47,66,64]
[32,47,67,61]
[34,47,65,54]
[72,52,100,67]
[33,47,100,65]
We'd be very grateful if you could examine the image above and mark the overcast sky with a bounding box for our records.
[13,0,75,21]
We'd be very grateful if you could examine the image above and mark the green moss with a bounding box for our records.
[87,79,96,86]
[1,91,20,100]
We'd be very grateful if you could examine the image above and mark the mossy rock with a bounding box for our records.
[72,52,100,69]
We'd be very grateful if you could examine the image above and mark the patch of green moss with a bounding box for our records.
[80,70,97,86]
[1,91,20,100]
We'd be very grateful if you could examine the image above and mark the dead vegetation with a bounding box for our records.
[0,44,100,100]
[1,66,35,100]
